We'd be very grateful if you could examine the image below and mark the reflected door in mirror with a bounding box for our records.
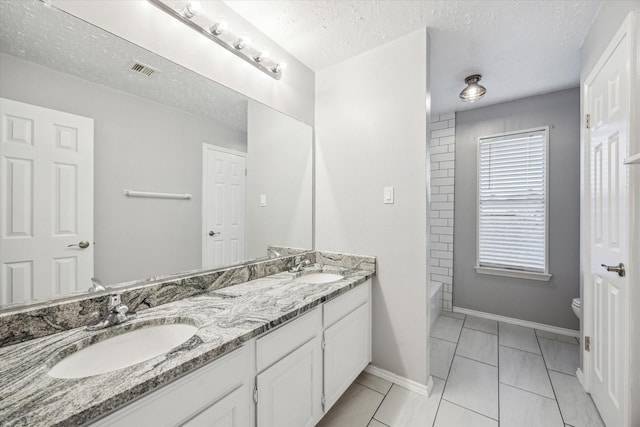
[1,98,94,305]
[203,145,246,268]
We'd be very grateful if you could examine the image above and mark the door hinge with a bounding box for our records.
[245,168,247,176]
[253,386,258,403]
[585,114,591,129]
[321,395,326,410]
[585,336,591,352]
[321,338,326,350]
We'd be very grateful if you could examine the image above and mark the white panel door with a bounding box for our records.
[586,18,631,427]
[203,145,245,269]
[0,98,93,305]
[256,337,323,427]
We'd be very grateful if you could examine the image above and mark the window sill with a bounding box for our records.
[474,266,552,282]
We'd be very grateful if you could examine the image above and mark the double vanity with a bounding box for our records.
[0,251,375,426]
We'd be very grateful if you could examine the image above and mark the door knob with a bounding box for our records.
[209,231,221,236]
[601,263,625,277]
[68,240,90,249]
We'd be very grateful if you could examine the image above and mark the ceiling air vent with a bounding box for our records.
[128,61,159,78]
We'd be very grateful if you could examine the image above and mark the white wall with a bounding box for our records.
[0,53,246,285]
[315,29,430,384]
[53,0,315,126]
[429,113,456,311]
[580,2,640,424]
[246,101,313,259]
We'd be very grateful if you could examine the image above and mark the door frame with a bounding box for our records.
[580,11,637,426]
[201,143,247,269]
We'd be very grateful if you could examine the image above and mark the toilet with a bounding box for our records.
[571,298,581,320]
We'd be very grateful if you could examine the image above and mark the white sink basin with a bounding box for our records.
[48,323,198,379]
[295,273,344,284]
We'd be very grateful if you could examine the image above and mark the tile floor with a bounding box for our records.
[317,311,605,427]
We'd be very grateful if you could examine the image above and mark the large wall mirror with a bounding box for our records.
[0,0,313,309]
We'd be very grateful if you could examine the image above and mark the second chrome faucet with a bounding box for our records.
[289,256,311,273]
[87,294,136,331]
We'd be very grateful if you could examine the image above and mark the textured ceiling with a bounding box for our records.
[0,0,248,131]
[223,0,603,115]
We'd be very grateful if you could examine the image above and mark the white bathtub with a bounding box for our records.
[430,281,443,330]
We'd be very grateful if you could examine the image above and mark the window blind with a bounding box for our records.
[478,129,548,273]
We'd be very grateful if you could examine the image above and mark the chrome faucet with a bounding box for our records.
[87,294,136,331]
[268,248,281,258]
[289,256,311,273]
[88,277,106,293]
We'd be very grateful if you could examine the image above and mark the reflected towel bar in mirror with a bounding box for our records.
[123,189,192,200]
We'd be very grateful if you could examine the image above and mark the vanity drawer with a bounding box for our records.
[323,280,370,328]
[91,345,250,427]
[256,307,322,372]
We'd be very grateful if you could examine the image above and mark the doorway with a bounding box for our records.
[202,144,246,269]
[0,98,94,305]
[582,12,635,427]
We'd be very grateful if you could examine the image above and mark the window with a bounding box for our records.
[475,127,551,281]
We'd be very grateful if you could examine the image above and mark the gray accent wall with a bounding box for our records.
[454,88,580,330]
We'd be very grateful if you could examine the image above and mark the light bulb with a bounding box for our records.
[183,1,201,19]
[253,51,269,63]
[234,37,251,50]
[210,21,228,36]
[459,74,486,103]
[271,62,287,74]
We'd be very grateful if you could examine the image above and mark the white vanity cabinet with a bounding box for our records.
[322,282,372,412]
[255,308,323,427]
[90,280,371,427]
[91,345,252,427]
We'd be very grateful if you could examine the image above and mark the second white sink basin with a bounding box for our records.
[295,273,344,284]
[48,323,198,379]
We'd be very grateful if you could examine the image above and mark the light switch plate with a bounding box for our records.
[260,194,267,207]
[384,186,394,204]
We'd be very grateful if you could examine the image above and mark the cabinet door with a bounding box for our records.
[181,386,249,427]
[324,302,370,411]
[256,337,322,427]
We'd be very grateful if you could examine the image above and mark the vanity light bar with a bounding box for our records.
[147,0,285,80]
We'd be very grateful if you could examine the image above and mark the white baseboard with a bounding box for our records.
[576,368,585,388]
[452,306,580,337]
[364,365,432,397]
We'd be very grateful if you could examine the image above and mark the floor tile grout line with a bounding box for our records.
[463,324,498,336]
[498,342,543,356]
[366,378,393,427]
[546,367,578,376]
[455,353,498,368]
[431,314,466,427]
[534,327,567,426]
[430,335,460,345]
[533,330,581,346]
[498,380,557,400]
[440,397,500,422]
[537,335,580,347]
[354,379,391,397]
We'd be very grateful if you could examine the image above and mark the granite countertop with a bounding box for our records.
[0,265,374,426]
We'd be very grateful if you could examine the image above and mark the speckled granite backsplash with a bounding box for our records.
[0,251,374,347]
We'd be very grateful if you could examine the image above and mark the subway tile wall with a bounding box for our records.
[430,113,455,310]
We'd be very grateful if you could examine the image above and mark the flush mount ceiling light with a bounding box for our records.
[147,0,286,80]
[459,74,487,103]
